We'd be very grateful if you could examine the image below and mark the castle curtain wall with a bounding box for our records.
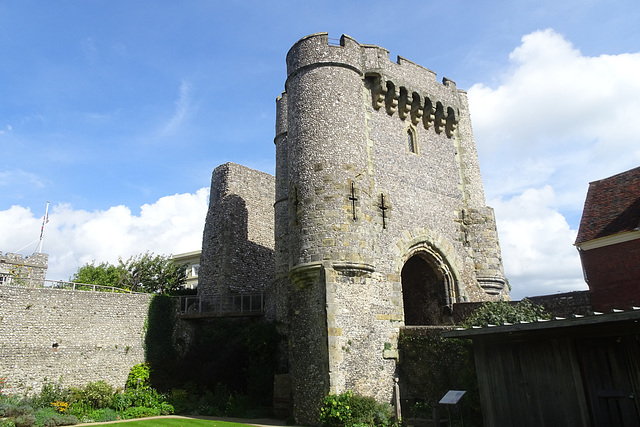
[0,286,151,395]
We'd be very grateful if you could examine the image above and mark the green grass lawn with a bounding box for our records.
[86,418,254,427]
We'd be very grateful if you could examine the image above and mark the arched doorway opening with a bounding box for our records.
[401,253,449,325]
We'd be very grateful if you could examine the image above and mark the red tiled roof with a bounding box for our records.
[575,166,640,244]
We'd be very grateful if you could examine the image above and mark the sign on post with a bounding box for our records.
[439,390,466,405]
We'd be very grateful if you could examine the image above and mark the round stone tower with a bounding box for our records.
[279,34,373,271]
[275,33,508,424]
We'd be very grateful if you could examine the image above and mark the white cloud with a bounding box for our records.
[0,206,44,252]
[160,79,192,136]
[0,188,209,282]
[470,29,640,201]
[468,28,640,298]
[490,186,585,299]
[471,29,640,154]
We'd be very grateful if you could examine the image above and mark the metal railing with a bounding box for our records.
[41,279,144,294]
[0,274,42,288]
[179,293,264,317]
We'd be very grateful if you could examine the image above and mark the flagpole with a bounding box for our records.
[36,201,50,254]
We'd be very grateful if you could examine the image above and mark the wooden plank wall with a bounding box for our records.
[576,336,640,426]
[474,338,591,426]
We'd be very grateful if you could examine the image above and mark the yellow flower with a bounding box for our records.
[51,401,69,413]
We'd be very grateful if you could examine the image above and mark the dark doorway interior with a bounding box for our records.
[401,254,447,325]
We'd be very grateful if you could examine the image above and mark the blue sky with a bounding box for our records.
[1,0,639,299]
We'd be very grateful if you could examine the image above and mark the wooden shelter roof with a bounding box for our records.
[443,307,640,340]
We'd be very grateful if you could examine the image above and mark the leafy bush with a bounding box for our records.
[409,401,432,418]
[34,407,56,426]
[67,401,91,420]
[34,407,78,426]
[319,392,353,427]
[80,381,114,409]
[319,391,394,427]
[224,393,249,417]
[90,408,119,422]
[124,387,163,408]
[348,394,393,426]
[0,375,176,424]
[188,383,232,416]
[0,402,76,427]
[0,402,13,416]
[462,298,550,328]
[111,392,133,412]
[30,379,70,410]
[12,413,36,427]
[0,404,35,427]
[126,363,151,390]
[122,406,161,419]
[166,388,189,414]
[159,402,174,415]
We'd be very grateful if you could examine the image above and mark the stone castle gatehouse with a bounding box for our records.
[198,33,508,424]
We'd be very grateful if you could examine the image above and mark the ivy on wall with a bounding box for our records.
[177,318,279,406]
[143,296,278,407]
[144,295,179,388]
[397,329,481,424]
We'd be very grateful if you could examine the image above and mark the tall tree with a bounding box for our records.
[70,253,186,293]
[70,261,126,288]
[118,252,187,294]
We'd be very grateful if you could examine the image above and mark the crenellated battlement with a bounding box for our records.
[367,73,459,137]
[0,251,48,266]
[285,33,461,138]
[285,33,362,81]
[0,251,49,287]
[287,35,456,88]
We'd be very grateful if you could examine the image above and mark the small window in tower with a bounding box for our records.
[407,127,417,154]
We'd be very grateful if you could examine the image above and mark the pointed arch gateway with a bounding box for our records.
[401,244,458,325]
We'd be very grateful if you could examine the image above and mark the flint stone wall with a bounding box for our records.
[0,285,151,395]
[198,163,276,317]
[274,33,509,424]
[0,252,48,288]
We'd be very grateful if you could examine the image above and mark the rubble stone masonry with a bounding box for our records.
[0,285,151,395]
[198,163,276,317]
[0,252,48,287]
[273,33,508,423]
